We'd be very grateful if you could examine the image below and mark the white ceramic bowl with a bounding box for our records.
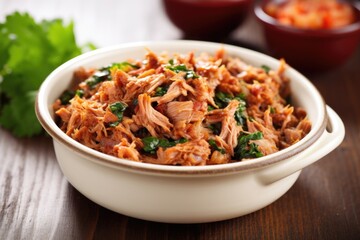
[36,40,345,223]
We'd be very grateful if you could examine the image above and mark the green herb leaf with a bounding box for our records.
[154,86,168,97]
[214,91,233,108]
[158,138,174,148]
[165,64,199,80]
[85,62,138,89]
[58,89,84,105]
[208,139,226,154]
[207,105,215,111]
[216,91,232,103]
[234,131,263,160]
[75,89,84,98]
[59,90,75,105]
[0,12,94,137]
[215,91,247,109]
[142,136,187,154]
[168,59,175,65]
[108,121,120,128]
[261,65,271,73]
[234,99,247,126]
[85,69,111,89]
[108,102,127,126]
[269,106,275,114]
[107,61,139,72]
[142,136,160,154]
[214,91,248,126]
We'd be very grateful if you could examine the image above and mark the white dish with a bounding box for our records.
[36,40,344,223]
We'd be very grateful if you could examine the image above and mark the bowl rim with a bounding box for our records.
[254,0,360,37]
[163,0,253,6]
[35,40,327,176]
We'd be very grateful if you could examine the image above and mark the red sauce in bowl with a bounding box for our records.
[265,0,355,29]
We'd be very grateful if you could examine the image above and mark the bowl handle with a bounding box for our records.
[257,105,345,185]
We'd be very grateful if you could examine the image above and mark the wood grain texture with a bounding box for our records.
[1,0,360,239]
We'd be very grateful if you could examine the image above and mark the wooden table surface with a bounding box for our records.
[1,0,360,239]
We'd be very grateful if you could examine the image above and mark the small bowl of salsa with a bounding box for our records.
[255,0,360,72]
[162,0,253,40]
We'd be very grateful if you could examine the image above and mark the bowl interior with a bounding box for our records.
[36,40,326,174]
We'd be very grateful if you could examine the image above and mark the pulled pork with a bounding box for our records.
[54,49,311,166]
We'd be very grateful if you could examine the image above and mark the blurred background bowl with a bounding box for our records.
[162,0,253,40]
[254,0,360,72]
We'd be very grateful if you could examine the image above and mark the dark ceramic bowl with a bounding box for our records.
[162,0,253,40]
[255,0,360,72]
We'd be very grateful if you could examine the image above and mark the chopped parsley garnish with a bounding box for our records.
[214,91,246,108]
[234,99,247,126]
[261,65,271,73]
[108,62,139,72]
[142,136,188,154]
[207,105,215,111]
[86,62,138,89]
[269,106,275,113]
[75,89,84,98]
[59,90,75,105]
[142,137,160,154]
[108,101,127,127]
[208,139,226,154]
[85,69,111,88]
[214,91,233,108]
[234,131,263,160]
[168,59,175,65]
[183,70,198,80]
[165,63,199,80]
[154,86,168,97]
[214,91,247,126]
[59,89,85,105]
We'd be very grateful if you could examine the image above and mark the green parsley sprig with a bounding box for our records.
[0,12,96,137]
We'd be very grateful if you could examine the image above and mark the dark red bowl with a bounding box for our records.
[162,0,253,40]
[254,0,360,72]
